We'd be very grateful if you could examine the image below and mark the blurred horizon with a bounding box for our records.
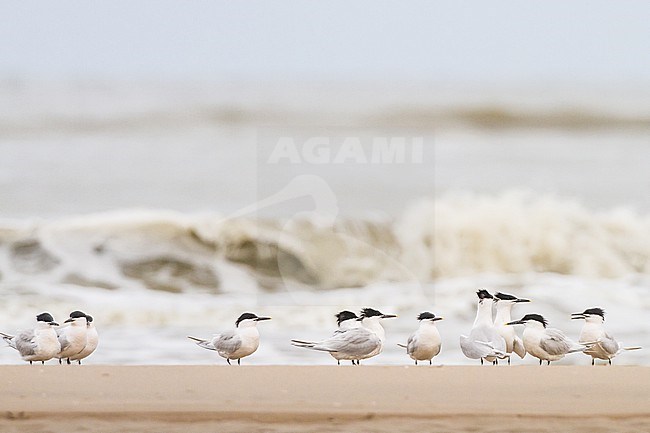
[2,1,650,83]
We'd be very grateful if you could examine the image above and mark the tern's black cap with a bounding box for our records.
[36,312,55,323]
[335,311,358,326]
[582,308,605,318]
[495,292,517,301]
[360,308,383,318]
[235,313,259,327]
[521,313,547,327]
[69,311,87,319]
[417,312,437,321]
[477,289,493,300]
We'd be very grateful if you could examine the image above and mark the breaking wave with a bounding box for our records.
[1,192,649,297]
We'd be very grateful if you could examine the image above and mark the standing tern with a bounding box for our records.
[68,314,99,364]
[56,311,90,365]
[398,312,443,365]
[291,308,396,365]
[571,308,642,365]
[507,314,588,365]
[494,292,530,364]
[188,313,271,365]
[292,310,362,365]
[1,312,61,364]
[460,290,509,365]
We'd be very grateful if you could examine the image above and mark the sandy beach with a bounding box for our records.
[1,365,649,432]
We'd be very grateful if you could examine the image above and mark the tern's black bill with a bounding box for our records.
[515,298,531,303]
[381,314,397,319]
[255,317,272,321]
[506,320,523,326]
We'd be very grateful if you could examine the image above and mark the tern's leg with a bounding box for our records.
[350,361,355,366]
[337,360,340,366]
[480,359,484,365]
[508,357,511,365]
[237,359,241,366]
[539,359,542,366]
[79,360,82,365]
[29,361,32,365]
[608,359,611,365]
[66,358,71,365]
[41,361,44,365]
[547,361,550,366]
[493,359,498,366]
[415,360,418,366]
[59,358,62,365]
[227,359,231,365]
[592,359,595,366]
[429,359,432,365]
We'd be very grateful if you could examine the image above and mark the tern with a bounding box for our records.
[571,308,642,365]
[507,314,587,365]
[292,310,362,365]
[291,308,396,365]
[494,292,530,364]
[1,312,61,364]
[398,312,443,365]
[56,311,89,365]
[460,290,508,365]
[188,313,271,365]
[68,314,98,365]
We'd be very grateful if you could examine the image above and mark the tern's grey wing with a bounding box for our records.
[540,328,571,356]
[598,332,620,355]
[15,330,37,357]
[460,335,490,359]
[513,335,526,358]
[56,328,71,352]
[406,334,417,356]
[325,328,379,356]
[470,326,506,352]
[213,331,242,356]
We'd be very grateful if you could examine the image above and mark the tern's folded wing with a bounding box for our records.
[540,328,571,356]
[15,329,37,356]
[213,331,242,356]
[598,333,620,356]
[324,329,379,356]
[406,334,418,356]
[460,335,490,359]
[513,335,526,358]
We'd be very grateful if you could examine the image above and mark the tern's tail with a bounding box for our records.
[187,336,216,351]
[568,340,598,354]
[1,332,16,349]
[616,345,642,356]
[290,340,337,353]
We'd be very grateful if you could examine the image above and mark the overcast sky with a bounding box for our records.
[1,1,650,84]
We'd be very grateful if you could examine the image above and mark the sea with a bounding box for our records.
[1,80,649,365]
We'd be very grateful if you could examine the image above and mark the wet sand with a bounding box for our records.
[1,365,649,432]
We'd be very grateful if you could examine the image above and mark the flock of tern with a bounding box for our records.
[1,290,641,366]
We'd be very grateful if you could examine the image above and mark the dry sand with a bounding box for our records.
[1,365,649,432]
